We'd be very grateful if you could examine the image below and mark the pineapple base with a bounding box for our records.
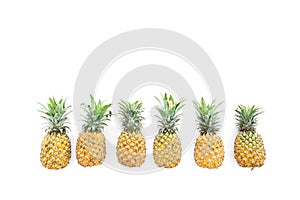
[153,132,182,168]
[116,132,146,167]
[76,132,106,167]
[194,134,224,169]
[234,131,266,169]
[40,132,71,170]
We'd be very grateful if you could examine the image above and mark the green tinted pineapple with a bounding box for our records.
[234,105,266,169]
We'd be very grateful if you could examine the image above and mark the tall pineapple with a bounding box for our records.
[193,98,224,169]
[116,100,146,167]
[234,105,266,169]
[153,93,184,168]
[76,95,112,167]
[38,97,72,170]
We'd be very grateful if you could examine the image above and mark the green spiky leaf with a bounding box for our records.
[155,93,184,133]
[235,105,263,132]
[38,97,71,133]
[81,95,112,132]
[119,100,145,133]
[194,97,222,135]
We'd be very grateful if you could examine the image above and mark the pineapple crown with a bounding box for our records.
[194,97,222,135]
[235,105,263,132]
[155,93,184,134]
[119,100,145,133]
[81,95,112,133]
[38,97,71,134]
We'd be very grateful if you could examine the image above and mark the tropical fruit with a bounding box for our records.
[76,95,112,167]
[153,93,184,168]
[234,105,266,169]
[194,98,224,169]
[39,97,72,170]
[116,100,146,167]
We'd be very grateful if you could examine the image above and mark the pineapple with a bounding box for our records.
[76,95,112,167]
[116,100,146,167]
[234,105,266,169]
[193,98,224,169]
[38,97,72,170]
[153,93,184,168]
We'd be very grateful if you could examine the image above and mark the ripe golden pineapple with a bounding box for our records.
[234,105,266,169]
[153,93,184,168]
[193,98,224,169]
[39,97,72,170]
[116,100,146,167]
[76,95,112,167]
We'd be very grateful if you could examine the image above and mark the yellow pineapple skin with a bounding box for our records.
[76,132,106,167]
[234,131,266,169]
[153,132,182,168]
[194,134,224,169]
[40,132,71,170]
[116,132,146,167]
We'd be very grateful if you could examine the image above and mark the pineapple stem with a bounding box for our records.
[81,95,112,133]
[119,100,145,133]
[38,97,71,134]
[194,97,222,135]
[235,105,263,132]
[155,93,184,134]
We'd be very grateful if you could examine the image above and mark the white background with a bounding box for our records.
[1,0,299,199]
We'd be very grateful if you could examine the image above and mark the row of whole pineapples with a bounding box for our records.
[38,94,266,170]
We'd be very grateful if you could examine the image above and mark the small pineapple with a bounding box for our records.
[234,105,266,169]
[76,95,112,167]
[193,98,224,169]
[116,100,146,167]
[153,93,184,168]
[38,97,72,170]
